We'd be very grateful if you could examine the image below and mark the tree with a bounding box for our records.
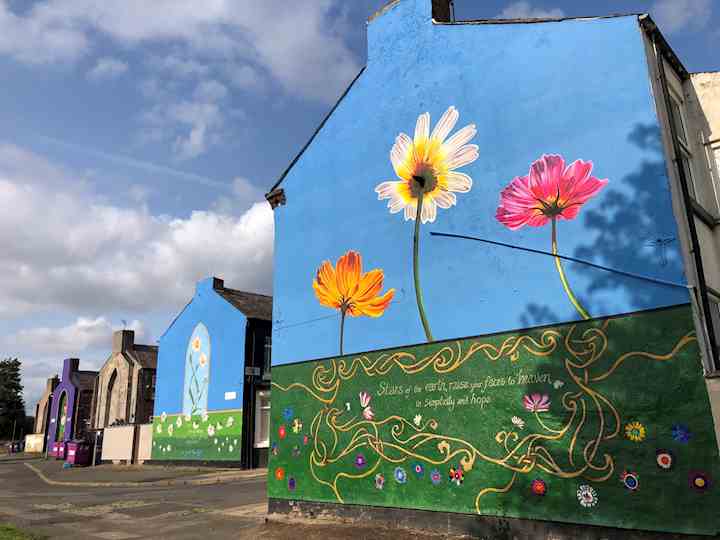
[0,358,26,440]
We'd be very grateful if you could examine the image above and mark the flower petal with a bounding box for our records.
[432,190,456,209]
[446,144,479,170]
[414,112,430,146]
[442,124,477,156]
[430,106,459,144]
[390,133,414,179]
[445,171,473,193]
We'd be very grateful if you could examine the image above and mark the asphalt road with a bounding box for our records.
[0,459,453,540]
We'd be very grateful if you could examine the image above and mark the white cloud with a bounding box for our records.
[5,317,145,355]
[0,142,274,318]
[651,0,711,34]
[211,176,265,215]
[227,64,265,92]
[194,80,228,102]
[0,0,360,104]
[496,2,565,19]
[87,57,128,80]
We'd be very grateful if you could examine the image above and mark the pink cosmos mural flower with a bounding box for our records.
[523,393,551,413]
[496,154,607,319]
[362,406,375,421]
[359,391,371,408]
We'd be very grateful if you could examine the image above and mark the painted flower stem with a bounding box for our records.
[551,217,590,320]
[414,192,434,341]
[339,308,346,355]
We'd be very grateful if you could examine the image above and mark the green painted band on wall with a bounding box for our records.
[269,305,720,535]
[151,409,242,461]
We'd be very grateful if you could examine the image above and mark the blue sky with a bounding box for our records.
[0,0,715,413]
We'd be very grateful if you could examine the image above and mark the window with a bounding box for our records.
[668,92,697,200]
[263,335,272,379]
[254,391,270,448]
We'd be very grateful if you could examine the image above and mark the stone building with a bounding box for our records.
[24,375,59,453]
[93,330,158,429]
[46,358,98,457]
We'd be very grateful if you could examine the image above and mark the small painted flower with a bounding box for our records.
[207,425,215,437]
[448,465,464,486]
[192,336,201,352]
[233,439,238,445]
[201,412,209,422]
[292,418,303,434]
[282,407,294,421]
[198,353,208,367]
[228,445,234,452]
[413,414,422,427]
[192,422,199,429]
[278,425,287,439]
[359,391,371,408]
[413,463,424,477]
[214,438,218,445]
[156,424,162,434]
[345,402,351,412]
[689,471,711,492]
[166,445,172,452]
[656,449,674,470]
[160,412,167,423]
[577,485,598,508]
[292,445,301,458]
[620,470,639,491]
[672,424,692,443]
[303,434,310,446]
[216,422,222,431]
[226,416,234,428]
[394,467,408,484]
[511,416,525,430]
[288,477,296,491]
[184,414,191,421]
[523,394,550,413]
[355,453,367,469]
[362,407,375,421]
[531,479,547,496]
[271,442,279,456]
[553,380,565,390]
[176,417,182,428]
[274,467,285,481]
[625,421,646,442]
[168,424,174,436]
[430,469,442,485]
[375,473,385,490]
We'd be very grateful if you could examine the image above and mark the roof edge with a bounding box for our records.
[266,66,366,194]
[638,14,689,80]
[436,12,641,26]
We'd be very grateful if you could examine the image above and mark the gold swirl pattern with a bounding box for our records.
[273,320,696,512]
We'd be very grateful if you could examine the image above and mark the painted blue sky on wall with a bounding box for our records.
[4,0,716,409]
[271,1,689,365]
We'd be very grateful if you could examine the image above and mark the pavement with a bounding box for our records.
[0,456,460,539]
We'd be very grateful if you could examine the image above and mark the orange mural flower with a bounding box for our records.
[313,250,395,354]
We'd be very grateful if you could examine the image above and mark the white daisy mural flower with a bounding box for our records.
[184,414,191,422]
[214,438,218,445]
[168,424,174,436]
[228,445,234,452]
[202,412,209,422]
[207,425,215,437]
[167,445,172,452]
[511,416,525,430]
[156,424,162,434]
[160,412,167,423]
[193,422,199,430]
[233,439,238,445]
[226,416,234,428]
[553,380,565,390]
[577,485,598,508]
[413,414,422,426]
[216,422,222,431]
[176,417,182,428]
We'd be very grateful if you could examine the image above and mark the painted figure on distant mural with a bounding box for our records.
[56,391,67,441]
[496,154,608,319]
[183,323,210,416]
[375,106,479,341]
[313,250,395,355]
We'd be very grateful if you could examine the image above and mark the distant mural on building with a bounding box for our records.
[183,323,210,417]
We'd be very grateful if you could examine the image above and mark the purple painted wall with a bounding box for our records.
[46,358,80,448]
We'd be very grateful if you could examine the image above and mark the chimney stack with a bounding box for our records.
[112,330,135,354]
[432,0,453,22]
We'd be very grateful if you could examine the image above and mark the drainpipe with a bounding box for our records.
[653,34,719,371]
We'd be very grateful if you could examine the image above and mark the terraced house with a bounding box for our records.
[265,0,720,537]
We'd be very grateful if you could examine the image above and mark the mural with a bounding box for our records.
[183,323,210,416]
[152,410,242,461]
[56,392,67,442]
[269,305,719,535]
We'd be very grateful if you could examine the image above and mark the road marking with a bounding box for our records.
[215,502,267,518]
[91,532,142,539]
